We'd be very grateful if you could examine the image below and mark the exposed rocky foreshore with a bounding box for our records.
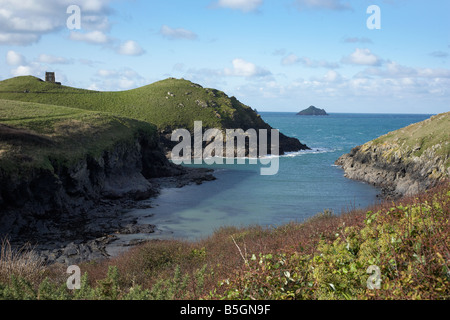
[1,168,215,265]
[0,132,216,265]
[335,113,449,199]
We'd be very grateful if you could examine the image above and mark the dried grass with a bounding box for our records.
[0,238,46,285]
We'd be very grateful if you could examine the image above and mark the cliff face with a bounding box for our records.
[0,133,181,239]
[335,112,449,198]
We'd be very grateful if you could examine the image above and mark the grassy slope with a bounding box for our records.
[0,98,156,173]
[0,76,269,132]
[363,112,450,167]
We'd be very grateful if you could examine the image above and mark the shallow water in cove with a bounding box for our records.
[109,113,433,249]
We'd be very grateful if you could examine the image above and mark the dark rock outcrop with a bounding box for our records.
[335,113,449,198]
[0,132,214,264]
[336,144,448,199]
[297,106,328,116]
[0,133,176,216]
[160,129,309,159]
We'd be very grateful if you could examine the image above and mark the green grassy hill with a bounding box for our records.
[0,76,308,154]
[371,112,450,166]
[0,98,156,174]
[0,76,274,132]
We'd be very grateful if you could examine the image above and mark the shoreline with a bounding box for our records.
[6,158,397,266]
[5,165,391,266]
[4,167,216,266]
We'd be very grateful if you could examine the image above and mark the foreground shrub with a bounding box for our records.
[1,183,448,300]
[0,239,45,286]
[215,184,450,300]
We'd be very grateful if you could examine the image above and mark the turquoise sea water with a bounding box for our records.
[118,113,433,245]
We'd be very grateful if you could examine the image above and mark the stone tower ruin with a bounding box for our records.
[45,72,61,85]
[45,72,55,83]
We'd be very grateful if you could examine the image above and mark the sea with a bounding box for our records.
[108,113,433,250]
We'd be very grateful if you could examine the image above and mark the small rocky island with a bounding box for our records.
[297,106,328,116]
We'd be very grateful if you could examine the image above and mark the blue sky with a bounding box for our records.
[1,0,449,114]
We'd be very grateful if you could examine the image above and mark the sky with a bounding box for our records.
[0,0,449,114]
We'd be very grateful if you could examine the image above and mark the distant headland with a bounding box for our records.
[297,106,328,116]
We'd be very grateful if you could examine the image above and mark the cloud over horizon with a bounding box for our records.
[224,58,271,78]
[116,40,145,56]
[341,48,382,66]
[91,67,147,91]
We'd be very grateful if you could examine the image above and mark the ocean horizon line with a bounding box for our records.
[258,111,437,116]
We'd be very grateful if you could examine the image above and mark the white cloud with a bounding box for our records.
[69,30,111,44]
[342,48,381,66]
[160,25,198,40]
[70,33,145,57]
[4,50,43,78]
[81,15,111,32]
[357,61,450,80]
[6,50,25,65]
[182,58,271,84]
[93,67,147,90]
[116,40,145,56]
[238,58,450,113]
[38,54,72,64]
[0,33,40,46]
[9,61,46,78]
[214,0,263,12]
[224,58,271,77]
[281,54,339,69]
[295,0,352,11]
[322,70,342,82]
[417,67,450,78]
[97,69,117,77]
[0,0,113,46]
[10,65,33,77]
[5,51,72,80]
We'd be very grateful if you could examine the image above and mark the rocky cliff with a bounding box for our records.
[0,130,216,264]
[0,99,217,263]
[0,132,173,233]
[335,112,449,198]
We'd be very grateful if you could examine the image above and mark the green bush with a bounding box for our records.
[1,185,448,300]
[214,186,450,300]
